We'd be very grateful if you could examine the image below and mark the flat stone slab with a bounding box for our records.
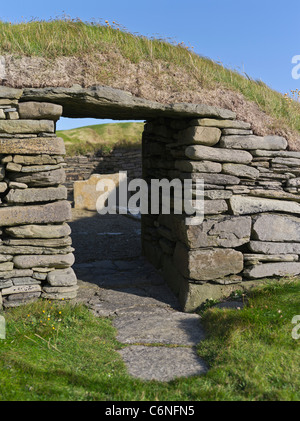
[114,312,205,345]
[21,86,236,120]
[0,137,66,155]
[118,346,207,382]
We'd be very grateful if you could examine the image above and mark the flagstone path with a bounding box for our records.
[71,209,208,382]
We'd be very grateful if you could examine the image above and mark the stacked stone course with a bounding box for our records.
[142,116,300,311]
[0,87,77,309]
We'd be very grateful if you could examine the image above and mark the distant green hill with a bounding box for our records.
[57,122,144,155]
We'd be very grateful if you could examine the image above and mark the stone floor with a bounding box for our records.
[71,209,208,382]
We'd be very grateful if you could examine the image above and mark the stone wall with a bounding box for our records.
[0,87,77,309]
[142,117,300,311]
[64,148,142,202]
[1,84,300,312]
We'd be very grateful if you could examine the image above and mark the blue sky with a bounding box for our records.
[1,0,299,129]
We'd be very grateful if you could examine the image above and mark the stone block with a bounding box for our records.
[252,214,300,242]
[173,215,251,248]
[5,186,67,204]
[0,120,54,134]
[5,223,71,239]
[219,135,288,150]
[177,126,221,145]
[13,253,75,269]
[9,167,66,187]
[174,243,243,281]
[222,163,259,179]
[175,160,222,173]
[230,195,300,215]
[74,173,126,211]
[18,102,63,120]
[0,137,66,155]
[185,145,253,164]
[243,262,300,279]
[0,200,71,227]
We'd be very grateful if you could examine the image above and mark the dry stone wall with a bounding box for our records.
[0,87,77,309]
[142,116,300,311]
[64,148,142,202]
[1,84,300,312]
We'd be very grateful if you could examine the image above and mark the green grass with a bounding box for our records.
[1,18,300,136]
[57,122,144,155]
[0,279,299,401]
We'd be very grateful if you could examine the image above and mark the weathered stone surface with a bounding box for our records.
[222,163,259,179]
[0,182,7,192]
[244,254,298,263]
[207,216,251,247]
[47,268,77,286]
[211,275,243,285]
[272,157,300,167]
[175,160,222,173]
[0,269,33,279]
[9,167,66,187]
[0,200,71,227]
[13,253,75,269]
[6,291,41,301]
[114,311,205,345]
[1,284,41,295]
[251,150,300,158]
[248,189,300,202]
[249,241,300,254]
[220,135,288,150]
[118,346,207,381]
[5,186,67,204]
[0,137,66,155]
[5,223,71,239]
[0,86,23,99]
[8,181,27,189]
[42,284,78,294]
[0,280,13,289]
[12,277,41,286]
[173,215,251,249]
[74,173,125,211]
[0,254,13,263]
[19,164,62,173]
[189,118,251,130]
[18,102,63,120]
[22,86,237,120]
[179,279,244,312]
[4,237,72,247]
[205,199,228,214]
[174,243,243,281]
[185,145,252,164]
[252,214,300,242]
[222,128,253,135]
[0,165,5,181]
[6,162,22,172]
[177,126,221,145]
[41,285,78,300]
[0,245,74,255]
[0,262,14,271]
[286,177,300,187]
[244,262,300,279]
[204,190,233,200]
[0,120,54,134]
[189,172,240,185]
[13,154,63,165]
[230,195,300,215]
